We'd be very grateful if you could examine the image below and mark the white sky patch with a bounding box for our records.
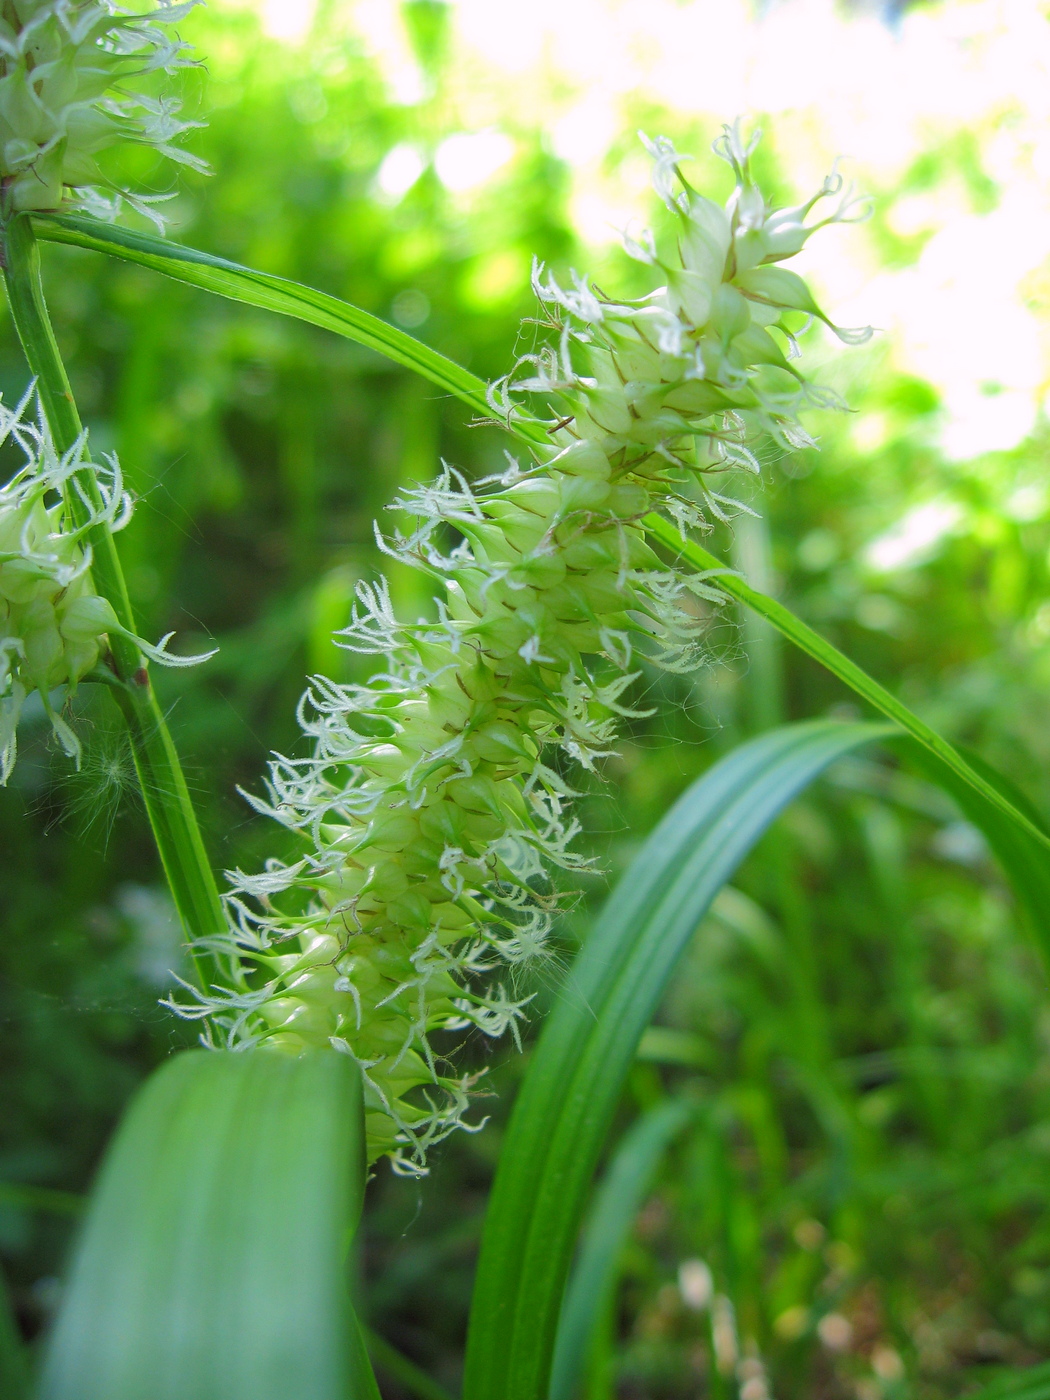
[223,0,1050,461]
[260,0,317,42]
[866,500,965,573]
[1005,482,1048,523]
[434,132,515,192]
[551,97,618,167]
[377,143,426,199]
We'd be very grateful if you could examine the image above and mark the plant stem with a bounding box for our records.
[2,213,224,985]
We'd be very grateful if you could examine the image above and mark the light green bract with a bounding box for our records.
[0,0,204,223]
[177,125,870,1175]
[0,389,214,781]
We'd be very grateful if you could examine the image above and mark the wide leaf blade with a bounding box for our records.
[465,716,1050,1400]
[462,720,891,1400]
[39,1049,376,1400]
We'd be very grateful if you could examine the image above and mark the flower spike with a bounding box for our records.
[0,0,207,225]
[0,391,216,781]
[179,127,870,1173]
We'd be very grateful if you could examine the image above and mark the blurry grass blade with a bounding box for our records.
[0,1266,28,1400]
[31,213,546,443]
[960,1364,1050,1400]
[463,720,891,1400]
[364,1327,457,1400]
[644,513,1050,860]
[891,736,1050,964]
[636,1026,711,1069]
[40,1049,373,1400]
[549,1099,693,1400]
[348,1315,384,1400]
[0,1181,84,1215]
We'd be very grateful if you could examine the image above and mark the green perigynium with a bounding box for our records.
[0,0,205,224]
[177,124,870,1175]
[0,389,214,781]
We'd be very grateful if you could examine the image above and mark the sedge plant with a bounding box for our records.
[170,124,874,1174]
[5,7,1050,1399]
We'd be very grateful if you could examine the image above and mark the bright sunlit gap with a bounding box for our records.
[318,0,1050,463]
[261,0,318,42]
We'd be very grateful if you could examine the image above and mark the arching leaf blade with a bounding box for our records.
[37,214,1050,869]
[549,1099,694,1400]
[39,1049,374,1400]
[41,214,1048,875]
[463,720,892,1400]
[31,213,548,448]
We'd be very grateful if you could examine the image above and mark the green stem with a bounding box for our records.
[2,213,224,984]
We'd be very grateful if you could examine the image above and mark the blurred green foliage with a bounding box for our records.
[2,4,1050,1398]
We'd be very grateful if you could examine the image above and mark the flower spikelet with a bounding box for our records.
[0,0,206,224]
[179,127,868,1175]
[0,387,215,780]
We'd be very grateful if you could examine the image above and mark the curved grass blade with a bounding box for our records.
[38,220,1048,905]
[644,512,1050,861]
[31,213,547,447]
[0,1181,83,1216]
[549,1098,694,1400]
[39,1049,376,1400]
[462,720,892,1400]
[960,1364,1050,1400]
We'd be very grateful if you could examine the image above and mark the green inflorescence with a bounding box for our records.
[177,124,870,1175]
[0,391,214,781]
[0,0,205,222]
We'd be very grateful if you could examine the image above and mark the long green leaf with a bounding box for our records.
[464,719,1050,1400]
[644,513,1050,862]
[31,212,547,445]
[549,1099,693,1400]
[462,720,892,1400]
[39,1049,377,1400]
